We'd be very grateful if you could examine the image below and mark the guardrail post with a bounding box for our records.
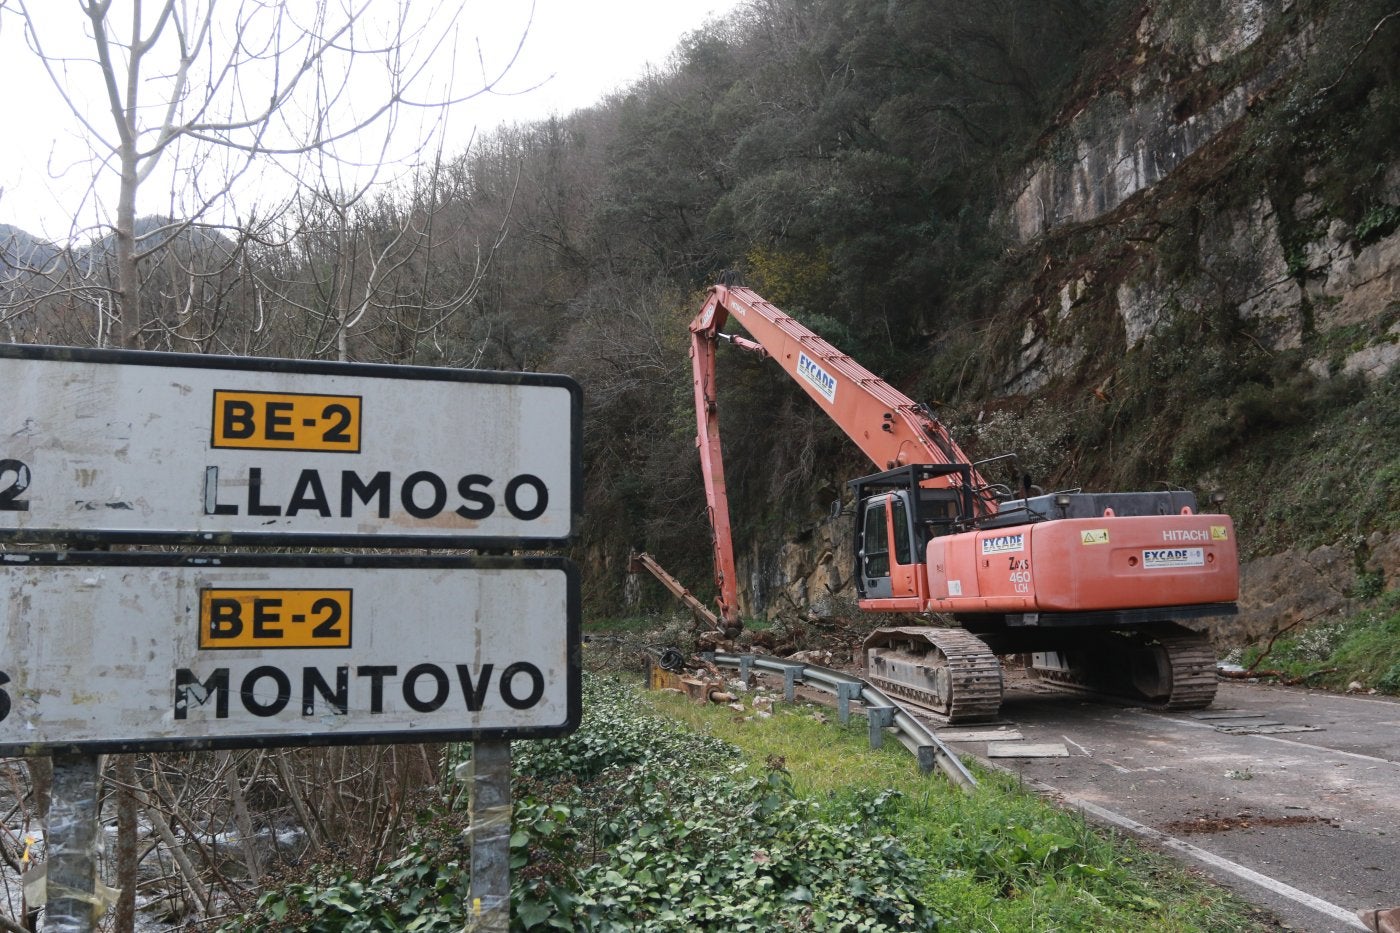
[739,654,753,684]
[782,665,803,701]
[866,706,895,749]
[836,682,862,724]
[915,745,937,775]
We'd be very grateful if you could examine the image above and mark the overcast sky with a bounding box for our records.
[0,0,739,241]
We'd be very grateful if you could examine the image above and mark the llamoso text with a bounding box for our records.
[206,389,548,523]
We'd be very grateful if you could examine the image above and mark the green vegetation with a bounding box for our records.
[232,676,1272,931]
[5,3,1395,929]
[1197,358,1399,557]
[647,691,1268,932]
[228,828,473,932]
[1238,590,1400,693]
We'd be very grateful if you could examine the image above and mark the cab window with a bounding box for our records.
[891,495,913,565]
[861,499,890,578]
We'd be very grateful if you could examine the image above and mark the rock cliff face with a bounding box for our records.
[729,0,1400,646]
[1008,0,1400,392]
[1010,0,1302,244]
[1009,204,1400,398]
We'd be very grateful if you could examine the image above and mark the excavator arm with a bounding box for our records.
[690,284,994,628]
[692,286,985,475]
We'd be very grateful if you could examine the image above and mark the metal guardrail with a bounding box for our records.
[703,651,978,791]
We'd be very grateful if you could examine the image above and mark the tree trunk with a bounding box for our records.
[113,755,138,933]
[115,156,140,349]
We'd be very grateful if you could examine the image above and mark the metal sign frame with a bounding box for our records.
[0,343,582,549]
[0,552,582,755]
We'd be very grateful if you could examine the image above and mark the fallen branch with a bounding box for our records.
[1220,668,1286,679]
[1245,617,1308,674]
[1316,11,1400,98]
[1288,667,1340,686]
[1219,666,1340,686]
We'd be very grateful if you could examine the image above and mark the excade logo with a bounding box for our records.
[797,352,838,403]
[1142,547,1205,569]
[981,533,1025,555]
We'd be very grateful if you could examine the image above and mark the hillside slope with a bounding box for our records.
[620,0,1400,645]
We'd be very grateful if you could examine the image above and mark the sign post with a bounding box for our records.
[45,754,102,933]
[0,345,582,931]
[467,741,513,932]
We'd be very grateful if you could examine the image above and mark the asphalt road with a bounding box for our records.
[933,679,1400,932]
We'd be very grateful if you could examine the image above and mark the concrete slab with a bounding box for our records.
[936,729,1024,742]
[986,742,1069,758]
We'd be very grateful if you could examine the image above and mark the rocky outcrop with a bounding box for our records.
[1302,211,1400,377]
[735,514,853,620]
[1010,0,1304,243]
[1109,201,1400,373]
[1232,542,1360,644]
[1005,0,1400,390]
[1230,529,1400,645]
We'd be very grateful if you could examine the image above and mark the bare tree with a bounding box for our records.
[255,143,512,364]
[1,5,533,931]
[7,0,531,348]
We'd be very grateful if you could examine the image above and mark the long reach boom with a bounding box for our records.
[690,284,996,627]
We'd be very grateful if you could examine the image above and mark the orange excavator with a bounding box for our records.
[690,284,1237,721]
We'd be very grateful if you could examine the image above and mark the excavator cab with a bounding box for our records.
[850,464,976,604]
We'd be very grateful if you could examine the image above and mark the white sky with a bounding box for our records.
[0,0,739,241]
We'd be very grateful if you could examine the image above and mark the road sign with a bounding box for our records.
[0,553,580,754]
[0,344,581,547]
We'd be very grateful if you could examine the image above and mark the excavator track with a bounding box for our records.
[1027,629,1218,710]
[863,627,1003,724]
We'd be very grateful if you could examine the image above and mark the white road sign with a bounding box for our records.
[0,345,580,547]
[0,554,580,753]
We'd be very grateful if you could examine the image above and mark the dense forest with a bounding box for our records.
[3,0,1398,619]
